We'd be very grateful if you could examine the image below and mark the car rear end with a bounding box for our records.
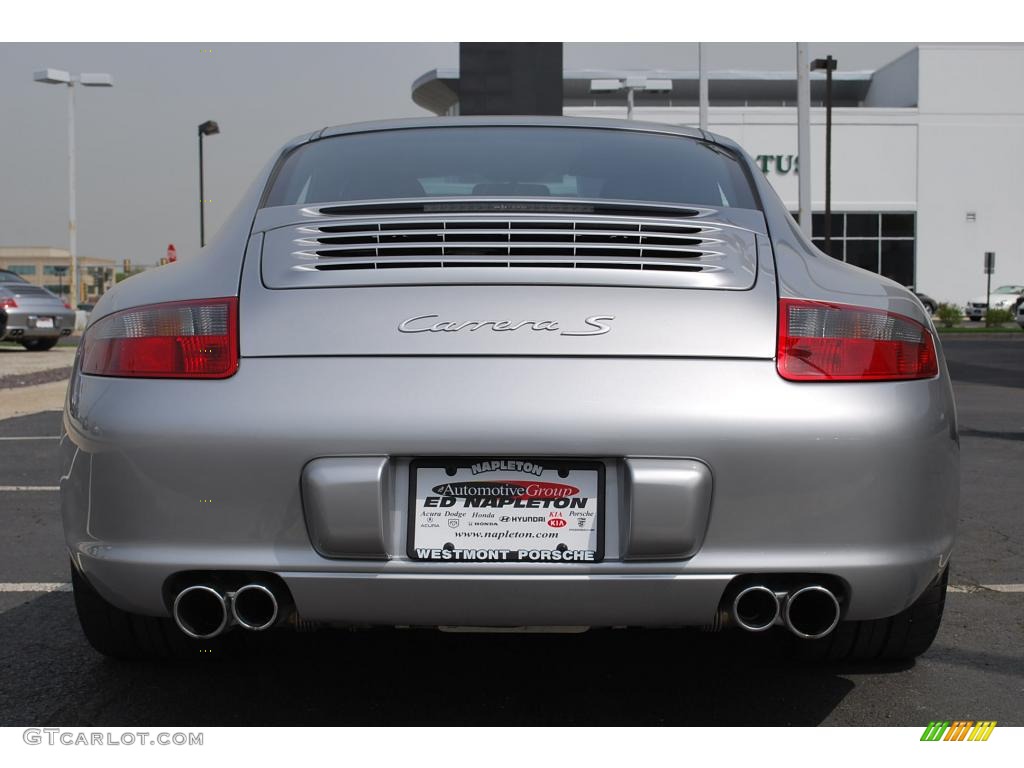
[0,283,75,346]
[965,301,987,321]
[62,119,958,656]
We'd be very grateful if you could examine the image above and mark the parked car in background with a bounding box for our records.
[965,285,1024,321]
[913,291,938,315]
[63,117,957,663]
[0,278,75,350]
[0,268,30,284]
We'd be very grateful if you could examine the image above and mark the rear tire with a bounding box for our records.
[21,338,58,351]
[72,565,238,660]
[797,566,948,662]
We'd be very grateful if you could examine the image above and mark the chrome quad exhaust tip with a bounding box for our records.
[173,585,230,639]
[782,585,841,640]
[172,580,286,638]
[728,582,842,639]
[731,585,781,632]
[230,583,280,631]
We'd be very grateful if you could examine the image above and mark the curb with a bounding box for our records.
[0,367,72,390]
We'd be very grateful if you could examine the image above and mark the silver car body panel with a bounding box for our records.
[82,136,312,323]
[240,229,778,359]
[62,117,958,630]
[63,353,956,624]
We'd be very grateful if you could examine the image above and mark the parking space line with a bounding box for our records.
[0,436,60,441]
[0,583,71,592]
[0,486,60,492]
[947,583,1024,593]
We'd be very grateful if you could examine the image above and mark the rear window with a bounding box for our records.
[264,127,759,210]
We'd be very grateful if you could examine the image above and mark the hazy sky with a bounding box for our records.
[0,42,915,267]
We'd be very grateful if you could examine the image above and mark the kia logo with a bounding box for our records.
[547,518,567,528]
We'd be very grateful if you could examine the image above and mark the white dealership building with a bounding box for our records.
[412,44,1024,306]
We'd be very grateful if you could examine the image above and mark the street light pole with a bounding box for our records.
[33,69,113,306]
[698,43,709,131]
[796,44,812,238]
[812,56,838,254]
[198,120,220,248]
[198,130,206,247]
[67,82,77,304]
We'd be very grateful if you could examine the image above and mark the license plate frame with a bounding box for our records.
[407,457,605,563]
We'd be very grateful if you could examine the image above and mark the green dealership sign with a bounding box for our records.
[756,155,799,175]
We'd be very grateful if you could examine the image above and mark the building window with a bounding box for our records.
[7,264,36,275]
[812,212,917,287]
[43,265,69,276]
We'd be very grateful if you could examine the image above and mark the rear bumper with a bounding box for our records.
[71,545,947,628]
[62,355,959,627]
[1,307,76,339]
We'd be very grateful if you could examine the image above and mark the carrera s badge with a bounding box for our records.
[397,314,614,336]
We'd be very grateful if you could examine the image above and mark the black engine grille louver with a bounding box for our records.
[303,216,721,274]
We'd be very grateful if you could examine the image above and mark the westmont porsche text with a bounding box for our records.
[413,548,598,562]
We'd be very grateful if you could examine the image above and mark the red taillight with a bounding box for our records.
[777,299,938,382]
[80,298,238,379]
[0,297,17,309]
[63,300,72,309]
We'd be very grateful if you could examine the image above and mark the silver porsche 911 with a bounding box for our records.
[1,270,76,350]
[62,117,957,661]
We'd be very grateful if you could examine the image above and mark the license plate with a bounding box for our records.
[408,458,604,563]
[35,317,54,329]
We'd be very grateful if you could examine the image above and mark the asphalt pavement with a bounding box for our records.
[0,338,1021,726]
